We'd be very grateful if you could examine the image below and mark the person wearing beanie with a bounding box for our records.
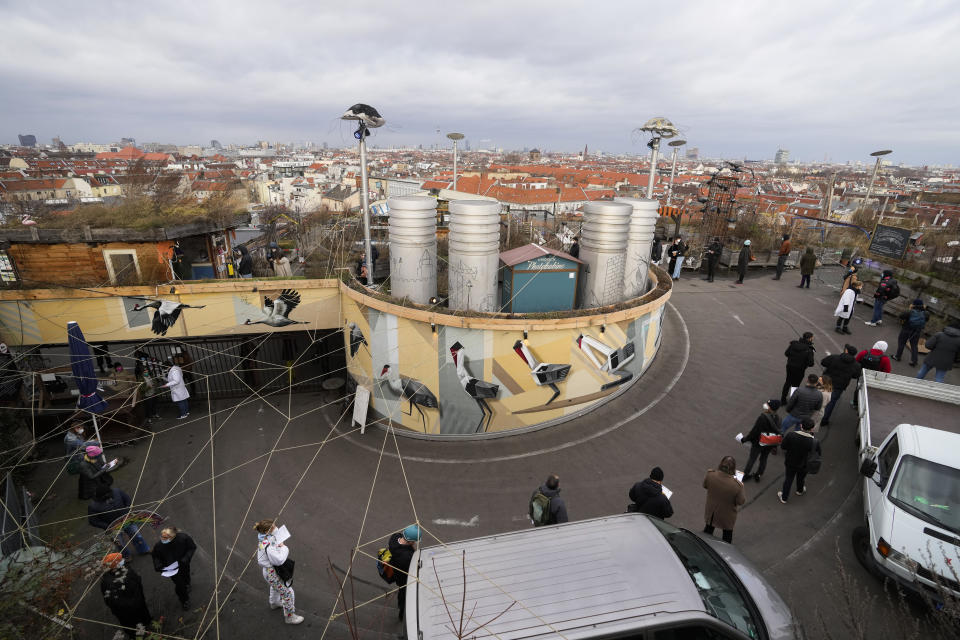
[781,332,816,405]
[866,269,900,326]
[773,234,792,280]
[100,552,152,638]
[893,299,929,366]
[917,322,960,383]
[77,445,113,500]
[529,473,568,527]
[88,486,150,558]
[387,523,422,620]
[736,240,754,285]
[797,246,817,288]
[778,418,821,504]
[702,456,745,543]
[856,341,892,373]
[820,345,863,426]
[254,518,303,625]
[628,467,674,519]
[742,400,782,482]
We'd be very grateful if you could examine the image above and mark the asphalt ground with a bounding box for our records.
[29,264,957,639]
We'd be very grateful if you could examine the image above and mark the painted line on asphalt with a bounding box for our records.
[331,301,691,464]
[432,515,480,527]
[815,297,827,305]
[732,314,744,325]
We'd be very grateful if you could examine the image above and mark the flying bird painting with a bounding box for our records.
[245,289,306,327]
[450,341,499,433]
[347,322,368,358]
[576,333,635,389]
[131,300,206,336]
[513,340,571,405]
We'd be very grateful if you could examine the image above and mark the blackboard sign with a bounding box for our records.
[868,224,911,260]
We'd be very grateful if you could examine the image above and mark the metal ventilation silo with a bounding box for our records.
[447,199,501,312]
[578,200,631,308]
[614,197,660,299]
[387,195,437,304]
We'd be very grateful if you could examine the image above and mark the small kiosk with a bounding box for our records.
[499,244,582,313]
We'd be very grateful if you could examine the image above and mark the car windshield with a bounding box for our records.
[650,518,762,639]
[889,455,960,535]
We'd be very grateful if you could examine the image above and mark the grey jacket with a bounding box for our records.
[923,326,960,371]
[785,384,823,420]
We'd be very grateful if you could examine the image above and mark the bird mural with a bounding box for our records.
[513,340,571,405]
[347,322,368,358]
[378,364,439,431]
[130,300,206,336]
[450,341,499,433]
[244,289,306,328]
[575,334,635,390]
[341,103,385,129]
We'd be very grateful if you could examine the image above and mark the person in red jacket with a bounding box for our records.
[855,340,892,373]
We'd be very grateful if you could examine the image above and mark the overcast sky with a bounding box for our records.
[1,0,958,165]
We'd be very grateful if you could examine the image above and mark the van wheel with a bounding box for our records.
[852,526,876,576]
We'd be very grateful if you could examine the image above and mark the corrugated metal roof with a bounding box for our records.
[500,243,583,267]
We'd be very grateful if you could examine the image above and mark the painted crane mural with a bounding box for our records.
[450,341,499,433]
[576,333,636,389]
[513,339,571,405]
[378,364,439,430]
[130,299,206,336]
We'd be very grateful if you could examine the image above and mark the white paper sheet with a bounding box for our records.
[161,561,179,577]
[661,485,673,500]
[735,470,744,483]
[274,525,291,544]
[735,432,744,443]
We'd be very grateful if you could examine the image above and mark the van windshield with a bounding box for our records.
[889,455,960,535]
[650,518,762,639]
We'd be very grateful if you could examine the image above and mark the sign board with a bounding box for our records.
[352,384,371,434]
[868,224,911,260]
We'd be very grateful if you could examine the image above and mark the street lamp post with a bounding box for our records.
[637,117,679,200]
[860,149,892,222]
[341,103,386,286]
[666,139,686,207]
[447,132,464,191]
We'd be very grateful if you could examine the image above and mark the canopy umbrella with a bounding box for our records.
[67,321,107,449]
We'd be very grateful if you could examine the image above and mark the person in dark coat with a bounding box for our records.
[773,234,791,280]
[866,269,899,326]
[781,374,823,433]
[530,474,568,526]
[235,245,253,278]
[668,236,686,280]
[917,323,960,383]
[152,526,197,610]
[100,552,152,639]
[702,456,745,543]
[892,298,929,366]
[742,400,781,482]
[387,524,420,620]
[798,247,816,288]
[650,237,662,265]
[735,240,753,284]
[780,332,815,404]
[820,345,862,426]
[569,238,580,259]
[78,445,113,500]
[778,418,821,504]
[628,467,673,519]
[89,486,150,558]
[703,237,722,282]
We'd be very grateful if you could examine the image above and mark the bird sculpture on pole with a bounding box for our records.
[130,300,206,336]
[379,364,439,431]
[244,289,306,327]
[513,340,571,405]
[450,341,499,433]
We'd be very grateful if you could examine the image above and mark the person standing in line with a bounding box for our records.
[834,281,861,335]
[78,445,113,500]
[840,264,859,296]
[529,473,569,526]
[650,236,662,269]
[820,345,862,426]
[735,240,754,285]
[856,340,892,373]
[94,342,115,374]
[100,552,153,639]
[660,236,673,267]
[892,299,929,366]
[798,247,816,288]
[773,234,791,280]
[781,374,823,433]
[134,357,161,424]
[88,485,150,559]
[916,322,960,383]
[569,237,580,259]
[273,250,293,277]
[741,400,781,482]
[388,524,421,621]
[702,456,745,543]
[235,245,253,278]
[152,526,196,611]
[703,237,722,283]
[254,519,303,625]
[162,361,190,419]
[865,269,900,326]
[780,332,815,405]
[64,421,98,464]
[628,467,673,519]
[668,236,686,280]
[778,418,821,504]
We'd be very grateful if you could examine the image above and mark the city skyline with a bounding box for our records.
[1,1,958,165]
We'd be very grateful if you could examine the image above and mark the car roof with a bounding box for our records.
[412,514,705,640]
[906,425,960,469]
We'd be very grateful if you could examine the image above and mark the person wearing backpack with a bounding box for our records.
[628,467,673,519]
[917,322,960,383]
[529,474,568,527]
[893,299,929,366]
[778,418,821,503]
[254,518,303,625]
[741,400,782,482]
[387,524,421,620]
[856,340,892,374]
[865,270,900,326]
[780,332,816,405]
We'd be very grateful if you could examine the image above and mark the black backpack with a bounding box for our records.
[860,352,883,371]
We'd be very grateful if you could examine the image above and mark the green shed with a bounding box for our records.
[499,244,582,313]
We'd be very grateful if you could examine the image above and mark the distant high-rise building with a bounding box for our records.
[685,147,699,160]
[121,137,136,147]
[775,148,789,164]
[52,136,67,151]
[210,139,222,149]
[17,134,36,147]
[584,144,588,160]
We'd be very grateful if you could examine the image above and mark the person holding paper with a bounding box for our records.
[151,526,196,610]
[254,518,303,625]
[702,456,746,544]
[741,400,782,482]
[627,467,673,519]
[77,445,114,500]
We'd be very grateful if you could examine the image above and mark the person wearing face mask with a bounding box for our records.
[64,421,99,467]
[254,518,303,625]
[100,552,152,639]
[741,400,782,482]
[152,526,196,610]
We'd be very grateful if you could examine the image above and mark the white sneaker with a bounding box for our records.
[864,321,875,326]
[285,613,304,625]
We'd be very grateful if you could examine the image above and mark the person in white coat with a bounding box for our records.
[834,280,862,335]
[254,519,303,625]
[162,361,190,419]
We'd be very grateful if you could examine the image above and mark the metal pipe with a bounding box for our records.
[860,155,882,218]
[452,139,458,191]
[666,147,679,206]
[645,138,661,199]
[359,135,374,285]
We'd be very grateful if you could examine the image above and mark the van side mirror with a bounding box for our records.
[859,459,878,478]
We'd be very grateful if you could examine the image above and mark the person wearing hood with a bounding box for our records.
[736,240,754,284]
[917,323,960,383]
[798,247,817,288]
[628,467,673,518]
[773,234,791,280]
[781,332,816,405]
[704,237,722,283]
[866,269,900,326]
[235,245,253,278]
[834,280,862,334]
[741,400,782,482]
[893,299,929,366]
[856,341,892,373]
[702,456,745,543]
[100,552,152,639]
[820,345,862,426]
[530,474,568,526]
[88,485,150,559]
[388,524,421,620]
[273,250,293,277]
